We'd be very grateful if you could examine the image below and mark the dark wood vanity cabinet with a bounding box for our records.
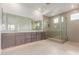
[1,32,47,49]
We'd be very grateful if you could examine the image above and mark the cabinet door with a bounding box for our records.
[31,32,37,42]
[15,33,25,46]
[41,32,47,40]
[1,33,15,49]
[37,32,41,41]
[25,32,31,43]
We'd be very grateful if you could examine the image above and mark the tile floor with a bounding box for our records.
[1,39,79,55]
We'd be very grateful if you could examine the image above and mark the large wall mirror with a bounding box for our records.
[2,13,44,32]
[32,20,42,30]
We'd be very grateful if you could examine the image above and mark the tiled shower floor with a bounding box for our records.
[1,40,79,55]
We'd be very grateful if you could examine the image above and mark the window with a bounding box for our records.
[71,13,79,20]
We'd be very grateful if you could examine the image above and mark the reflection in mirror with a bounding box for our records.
[2,13,32,32]
[61,16,64,22]
[2,13,44,32]
[8,24,15,30]
[2,24,6,31]
[53,17,59,23]
[32,21,42,30]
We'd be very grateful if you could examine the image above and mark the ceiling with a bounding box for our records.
[20,3,79,17]
[0,3,79,17]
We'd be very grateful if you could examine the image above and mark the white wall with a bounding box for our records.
[66,10,79,42]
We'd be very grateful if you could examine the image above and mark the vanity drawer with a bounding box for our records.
[37,32,41,41]
[15,33,25,45]
[25,32,31,43]
[1,33,15,49]
[31,32,37,42]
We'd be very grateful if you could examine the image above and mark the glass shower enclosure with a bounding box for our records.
[48,15,67,42]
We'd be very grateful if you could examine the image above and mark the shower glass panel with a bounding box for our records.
[60,16,67,41]
[48,16,67,41]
